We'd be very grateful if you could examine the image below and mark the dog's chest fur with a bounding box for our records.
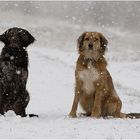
[78,61,99,94]
[0,47,28,98]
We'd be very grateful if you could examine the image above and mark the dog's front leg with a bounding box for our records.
[69,93,82,118]
[0,95,5,115]
[69,84,83,118]
[91,83,102,118]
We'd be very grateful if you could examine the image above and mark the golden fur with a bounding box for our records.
[69,32,126,118]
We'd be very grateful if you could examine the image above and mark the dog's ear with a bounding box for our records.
[0,32,8,45]
[99,33,108,53]
[77,32,86,51]
[0,34,6,44]
[21,31,35,47]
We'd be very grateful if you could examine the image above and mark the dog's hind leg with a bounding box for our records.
[12,90,29,117]
[12,90,38,117]
[13,100,27,117]
[102,95,126,118]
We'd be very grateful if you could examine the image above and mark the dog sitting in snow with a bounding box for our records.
[69,32,140,119]
[0,27,37,117]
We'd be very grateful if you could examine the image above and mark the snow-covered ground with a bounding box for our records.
[0,9,140,139]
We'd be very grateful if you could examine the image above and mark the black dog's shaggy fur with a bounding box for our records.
[0,27,37,117]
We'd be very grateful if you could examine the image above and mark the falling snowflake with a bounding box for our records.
[10,56,14,60]
[16,70,21,75]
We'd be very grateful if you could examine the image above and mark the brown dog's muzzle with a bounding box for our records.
[88,42,93,50]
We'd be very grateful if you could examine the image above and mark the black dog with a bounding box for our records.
[0,27,38,117]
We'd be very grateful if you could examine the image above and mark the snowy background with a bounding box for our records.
[0,1,140,139]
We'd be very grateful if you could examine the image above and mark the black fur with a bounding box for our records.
[99,33,108,54]
[77,32,85,51]
[0,27,36,117]
[126,113,140,119]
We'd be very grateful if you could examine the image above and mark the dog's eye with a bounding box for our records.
[94,38,98,41]
[85,38,89,41]
[9,32,14,37]
[18,32,22,37]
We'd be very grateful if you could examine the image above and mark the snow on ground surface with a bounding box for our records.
[0,10,140,139]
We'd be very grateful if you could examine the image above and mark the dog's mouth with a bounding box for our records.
[81,47,101,61]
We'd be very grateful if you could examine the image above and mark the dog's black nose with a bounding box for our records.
[88,43,93,49]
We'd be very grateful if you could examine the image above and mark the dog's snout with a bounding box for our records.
[88,43,93,49]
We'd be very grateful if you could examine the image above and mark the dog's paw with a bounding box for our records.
[91,112,101,118]
[68,112,77,118]
[91,114,100,118]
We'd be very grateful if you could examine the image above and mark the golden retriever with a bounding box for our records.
[69,32,140,119]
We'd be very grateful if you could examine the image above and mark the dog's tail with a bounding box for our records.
[126,113,140,119]
[28,114,39,118]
